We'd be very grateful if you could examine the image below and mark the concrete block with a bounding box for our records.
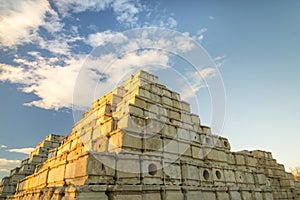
[177,128,190,141]
[116,154,140,184]
[140,155,163,185]
[181,162,199,186]
[109,130,142,152]
[144,135,163,152]
[162,161,182,185]
[161,124,177,138]
[241,190,252,200]
[229,190,242,200]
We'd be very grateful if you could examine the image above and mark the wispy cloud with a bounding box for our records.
[0,53,84,110]
[36,33,83,56]
[0,158,21,172]
[0,145,7,149]
[0,0,54,48]
[86,30,127,47]
[214,55,226,67]
[180,68,218,100]
[6,148,35,155]
[214,55,226,61]
[53,0,143,27]
[167,17,178,28]
[192,27,207,42]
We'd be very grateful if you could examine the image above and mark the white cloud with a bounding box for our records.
[53,0,143,27]
[214,55,226,67]
[214,55,226,61]
[209,16,215,20]
[6,148,35,155]
[0,53,84,110]
[155,17,178,29]
[180,68,217,100]
[197,28,207,35]
[53,0,110,15]
[112,0,141,27]
[0,0,82,52]
[0,145,7,149]
[197,68,217,79]
[86,31,127,47]
[42,9,64,34]
[174,35,195,52]
[0,158,21,173]
[193,27,207,42]
[197,35,204,41]
[36,36,71,56]
[167,17,177,28]
[0,0,53,47]
[0,63,30,84]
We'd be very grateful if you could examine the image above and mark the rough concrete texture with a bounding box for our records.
[1,70,299,200]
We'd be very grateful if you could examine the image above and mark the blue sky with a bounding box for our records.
[0,0,299,179]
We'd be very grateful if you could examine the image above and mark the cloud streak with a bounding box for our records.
[0,158,21,173]
[214,55,226,67]
[6,148,35,155]
[180,68,218,100]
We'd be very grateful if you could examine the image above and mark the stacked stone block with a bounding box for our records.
[0,134,64,200]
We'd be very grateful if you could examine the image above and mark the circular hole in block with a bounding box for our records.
[216,170,222,179]
[203,170,210,180]
[148,163,157,176]
[223,141,228,148]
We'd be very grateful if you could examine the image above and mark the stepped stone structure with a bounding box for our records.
[0,134,64,199]
[1,70,299,200]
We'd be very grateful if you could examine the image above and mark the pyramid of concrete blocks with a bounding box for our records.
[1,70,299,200]
[0,134,64,199]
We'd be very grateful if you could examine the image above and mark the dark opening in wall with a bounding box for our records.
[148,163,157,176]
[223,141,228,148]
[205,137,211,145]
[216,170,222,179]
[203,170,209,180]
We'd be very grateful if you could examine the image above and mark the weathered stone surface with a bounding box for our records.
[1,70,299,200]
